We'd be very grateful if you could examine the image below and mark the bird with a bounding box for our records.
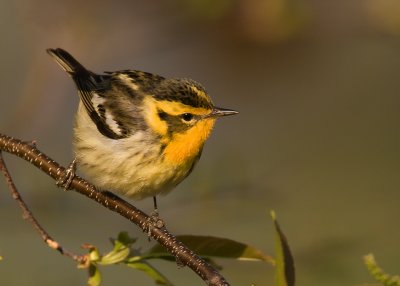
[47,48,238,213]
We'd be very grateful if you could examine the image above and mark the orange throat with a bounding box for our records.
[163,118,216,165]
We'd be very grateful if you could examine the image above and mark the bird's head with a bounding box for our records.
[142,78,238,164]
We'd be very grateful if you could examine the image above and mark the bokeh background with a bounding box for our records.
[1,1,400,285]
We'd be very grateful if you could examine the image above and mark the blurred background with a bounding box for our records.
[1,0,400,285]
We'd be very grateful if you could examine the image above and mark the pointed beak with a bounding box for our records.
[206,107,239,118]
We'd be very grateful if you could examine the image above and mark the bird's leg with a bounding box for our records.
[152,196,159,217]
[56,158,77,190]
[147,196,165,237]
[151,196,165,228]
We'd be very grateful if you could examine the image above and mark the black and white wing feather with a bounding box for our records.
[47,48,129,139]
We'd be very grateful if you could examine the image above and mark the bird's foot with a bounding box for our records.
[147,210,165,238]
[150,208,165,229]
[56,158,77,190]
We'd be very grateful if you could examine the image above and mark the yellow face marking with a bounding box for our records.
[142,97,168,136]
[154,100,211,116]
[163,118,216,164]
[190,85,210,102]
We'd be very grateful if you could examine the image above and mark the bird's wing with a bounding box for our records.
[78,76,131,140]
[47,48,128,139]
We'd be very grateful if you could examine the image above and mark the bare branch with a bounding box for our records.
[0,133,230,286]
[0,151,85,263]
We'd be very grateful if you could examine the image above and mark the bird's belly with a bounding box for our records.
[74,133,195,200]
[77,150,194,200]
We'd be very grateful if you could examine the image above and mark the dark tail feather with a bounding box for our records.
[47,48,89,76]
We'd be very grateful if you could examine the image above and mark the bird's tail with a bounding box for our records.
[47,48,89,76]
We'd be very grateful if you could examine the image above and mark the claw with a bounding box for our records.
[150,209,165,228]
[56,158,77,190]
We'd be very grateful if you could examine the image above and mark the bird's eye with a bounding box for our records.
[181,113,194,122]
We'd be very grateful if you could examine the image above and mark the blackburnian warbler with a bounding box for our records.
[47,48,237,207]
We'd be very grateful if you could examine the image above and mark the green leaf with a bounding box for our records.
[364,253,400,286]
[125,260,175,286]
[99,246,130,265]
[85,245,100,263]
[271,211,295,286]
[145,235,273,264]
[115,231,137,246]
[98,232,135,265]
[87,264,102,286]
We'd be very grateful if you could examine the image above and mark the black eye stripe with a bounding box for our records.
[158,111,168,120]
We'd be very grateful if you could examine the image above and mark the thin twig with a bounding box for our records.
[0,151,85,263]
[0,133,230,286]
